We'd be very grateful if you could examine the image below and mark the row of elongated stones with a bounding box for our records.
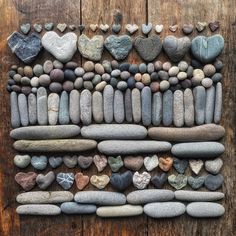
[10,83,222,128]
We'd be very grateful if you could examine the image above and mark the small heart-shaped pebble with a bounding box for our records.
[168,174,187,190]
[112,24,121,33]
[57,173,74,190]
[100,24,109,32]
[90,175,110,189]
[75,172,89,190]
[173,158,188,174]
[182,24,194,35]
[69,24,76,31]
[20,23,31,34]
[63,155,77,168]
[209,21,220,32]
[126,24,139,34]
[205,158,223,174]
[144,155,159,171]
[142,23,152,34]
[90,24,98,32]
[169,24,178,32]
[110,171,133,191]
[204,174,223,191]
[151,173,168,188]
[108,156,123,172]
[49,156,63,168]
[57,23,67,32]
[93,155,107,172]
[159,157,173,172]
[196,21,207,32]
[133,171,151,189]
[31,155,47,170]
[78,24,85,32]
[189,159,204,175]
[44,22,54,31]
[187,176,205,190]
[36,171,55,190]
[33,23,42,33]
[124,156,143,171]
[15,172,37,191]
[155,24,163,33]
[78,155,93,169]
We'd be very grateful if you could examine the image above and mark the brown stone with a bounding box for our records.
[93,155,107,172]
[90,175,109,189]
[75,172,89,190]
[159,157,173,172]
[124,156,144,171]
[15,172,37,191]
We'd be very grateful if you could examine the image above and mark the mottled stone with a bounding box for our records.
[10,92,20,128]
[141,87,152,126]
[183,88,194,126]
[57,23,67,32]
[15,172,37,191]
[69,90,80,124]
[159,157,173,172]
[103,85,114,123]
[90,175,110,189]
[144,155,159,171]
[196,21,207,32]
[110,171,133,191]
[152,92,162,126]
[20,23,31,34]
[28,93,37,125]
[80,89,92,125]
[133,171,151,189]
[93,155,107,172]
[14,155,31,168]
[57,173,74,190]
[189,159,204,175]
[125,89,133,122]
[193,86,206,125]
[162,90,173,126]
[78,155,93,169]
[108,156,123,172]
[75,172,89,190]
[151,173,168,188]
[205,158,223,174]
[173,90,184,127]
[58,91,69,124]
[168,174,188,190]
[92,91,103,123]
[48,93,59,125]
[63,155,77,168]
[36,171,55,190]
[187,176,205,189]
[132,88,141,123]
[214,82,222,123]
[124,156,143,171]
[37,87,48,125]
[31,155,47,170]
[205,86,215,123]
[173,159,188,174]
[61,202,96,214]
[18,94,29,126]
[16,204,61,215]
[49,157,63,168]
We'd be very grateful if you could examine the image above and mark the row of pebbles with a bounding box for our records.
[16,190,225,218]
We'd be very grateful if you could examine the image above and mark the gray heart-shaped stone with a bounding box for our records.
[57,173,74,190]
[204,174,223,191]
[205,158,223,174]
[188,176,205,190]
[31,155,47,170]
[168,174,187,190]
[36,171,55,190]
[142,23,152,34]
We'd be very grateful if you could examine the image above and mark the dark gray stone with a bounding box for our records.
[114,90,125,123]
[173,158,188,174]
[162,90,173,126]
[205,174,224,191]
[10,92,20,128]
[57,173,74,190]
[59,91,69,125]
[141,87,152,126]
[205,86,215,123]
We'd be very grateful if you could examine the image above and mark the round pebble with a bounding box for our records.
[203,64,216,77]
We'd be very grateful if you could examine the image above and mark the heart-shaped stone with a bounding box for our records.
[163,36,191,62]
[168,174,187,190]
[14,155,31,168]
[112,24,121,33]
[189,159,204,175]
[15,172,37,191]
[196,21,207,32]
[209,21,220,32]
[205,158,223,174]
[204,174,223,191]
[159,157,173,172]
[33,23,43,33]
[133,171,151,189]
[78,24,85,32]
[110,171,133,191]
[63,155,77,168]
[49,156,63,168]
[124,156,143,171]
[191,35,224,63]
[142,23,152,34]
[57,23,67,32]
[44,22,54,31]
[108,156,123,172]
[78,155,93,169]
[90,174,110,189]
[7,32,42,64]
[31,155,47,170]
[182,24,194,35]
[144,155,159,171]
[69,24,76,31]
[151,173,168,188]
[134,35,162,62]
[104,35,132,61]
[56,173,74,190]
[155,24,163,33]
[90,24,98,32]
[20,23,31,34]
[126,24,139,34]
[42,31,77,63]
[169,24,178,32]
[100,24,109,32]
[173,158,188,174]
[75,172,89,190]
[78,34,104,61]
[187,176,205,190]
[36,171,55,190]
[93,155,107,172]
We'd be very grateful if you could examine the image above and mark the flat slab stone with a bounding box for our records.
[16,204,61,215]
[61,202,97,214]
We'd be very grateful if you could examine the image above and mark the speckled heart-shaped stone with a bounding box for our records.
[93,155,107,172]
[15,172,37,191]
[189,159,204,175]
[168,174,187,190]
[133,171,151,189]
[187,176,205,189]
[90,175,110,189]
[75,172,89,190]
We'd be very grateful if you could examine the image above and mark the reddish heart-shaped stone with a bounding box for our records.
[75,172,89,190]
[159,157,173,172]
[15,172,37,191]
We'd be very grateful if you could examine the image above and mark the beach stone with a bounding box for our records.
[57,173,74,190]
[173,90,184,127]
[188,176,205,189]
[69,90,80,124]
[78,155,93,169]
[189,159,204,175]
[124,89,133,122]
[16,204,61,215]
[173,158,188,174]
[212,73,222,83]
[182,24,194,34]
[196,21,207,32]
[163,90,173,126]
[131,88,141,123]
[205,86,215,123]
[33,23,42,33]
[92,91,103,123]
[160,80,170,91]
[141,23,152,34]
[214,82,222,123]
[49,82,62,93]
[18,94,29,126]
[144,155,159,171]
[133,171,151,189]
[163,36,191,62]
[14,155,31,168]
[110,171,133,191]
[56,23,67,32]
[36,171,55,190]
[205,174,224,191]
[10,92,20,128]
[155,24,163,33]
[47,93,59,125]
[141,87,152,126]
[112,24,121,33]
[49,157,63,168]
[169,24,178,32]
[191,35,224,63]
[144,202,185,218]
[63,155,77,168]
[205,158,223,174]
[103,85,114,123]
[114,90,125,123]
[209,21,220,32]
[20,23,30,34]
[31,155,47,170]
[42,31,77,63]
[104,35,132,60]
[184,88,194,126]
[59,91,69,124]
[15,172,37,191]
[159,157,173,172]
[80,89,92,125]
[93,155,107,172]
[186,202,225,218]
[151,173,168,188]
[152,92,162,126]
[99,24,109,32]
[74,191,126,205]
[75,172,89,190]
[193,86,206,125]
[37,87,48,125]
[126,24,139,34]
[90,175,110,189]
[124,156,143,171]
[28,93,37,125]
[108,156,123,172]
[44,22,54,31]
[168,174,187,190]
[61,202,96,214]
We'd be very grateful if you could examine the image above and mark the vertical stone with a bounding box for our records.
[48,93,59,125]
[141,87,152,126]
[114,90,125,123]
[18,94,29,126]
[37,87,48,125]
[103,85,114,123]
[163,90,173,126]
[92,91,103,123]
[69,90,80,124]
[10,92,20,128]
[28,93,37,125]
[205,86,215,123]
[173,90,184,127]
[184,88,194,127]
[80,89,92,125]
[152,92,162,126]
[125,89,133,123]
[193,86,206,125]
[132,88,141,123]
[214,82,222,123]
[59,91,69,125]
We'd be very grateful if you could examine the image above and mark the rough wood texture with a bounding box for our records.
[0,0,235,235]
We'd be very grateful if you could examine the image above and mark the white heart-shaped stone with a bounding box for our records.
[144,155,159,171]
[126,24,139,34]
[155,24,163,33]
[133,171,151,189]
[100,24,109,32]
[189,159,204,175]
[90,24,98,32]
[42,31,77,63]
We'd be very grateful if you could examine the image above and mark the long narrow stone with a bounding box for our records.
[69,90,80,124]
[103,85,114,123]
[10,92,20,128]
[81,124,147,140]
[18,93,29,126]
[214,82,222,123]
[28,93,37,125]
[205,86,215,123]
[48,93,59,125]
[98,140,172,155]
[184,88,194,126]
[141,86,152,126]
[114,90,124,123]
[13,139,97,152]
[162,90,173,126]
[148,124,225,141]
[92,91,103,123]
[193,86,206,125]
[80,89,92,125]
[10,125,80,139]
[125,89,133,123]
[16,191,74,204]
[173,90,184,127]
[61,202,97,214]
[59,91,69,124]
[132,88,141,123]
[152,92,162,126]
[16,204,61,215]
[37,87,48,125]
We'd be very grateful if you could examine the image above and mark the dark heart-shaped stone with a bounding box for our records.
[57,172,74,190]
[7,32,42,64]
[151,173,168,188]
[36,171,55,190]
[173,158,189,174]
[15,172,37,191]
[110,171,133,191]
[163,36,191,62]
[191,35,224,63]
[78,155,93,169]
[187,176,205,190]
[112,24,121,34]
[104,35,132,61]
[204,174,223,191]
[134,35,162,62]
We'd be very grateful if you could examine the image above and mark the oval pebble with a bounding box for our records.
[103,85,114,123]
[48,93,59,125]
[141,87,152,126]
[10,92,20,128]
[214,82,222,123]
[59,91,69,124]
[61,202,97,214]
[28,93,37,125]
[16,204,61,215]
[132,88,141,123]
[80,89,92,125]
[18,94,29,126]
[163,90,173,126]
[37,87,48,125]
[184,88,194,126]
[193,86,206,125]
[124,89,133,122]
[173,90,184,127]
[92,91,103,123]
[69,90,80,124]
[114,90,124,123]
[205,86,215,123]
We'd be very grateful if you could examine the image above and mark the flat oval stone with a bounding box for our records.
[14,155,31,168]
[48,93,59,125]
[80,89,92,125]
[10,92,20,128]
[214,82,222,123]
[103,85,114,123]
[173,90,184,127]
[133,171,151,189]
[37,87,48,125]
[152,92,162,126]
[28,93,37,125]
[10,125,80,139]
[186,202,225,218]
[171,142,225,158]
[114,90,125,123]
[69,90,80,124]
[16,204,61,215]
[204,174,224,191]
[58,91,69,124]
[193,86,206,125]
[132,88,141,123]
[61,202,97,214]
[162,90,173,126]
[125,89,133,122]
[18,93,29,126]
[184,88,194,126]
[92,91,103,123]
[98,140,172,155]
[144,202,186,218]
[141,87,152,126]
[205,86,215,123]
[81,124,147,140]
[97,205,143,217]
[74,191,126,205]
[127,189,174,204]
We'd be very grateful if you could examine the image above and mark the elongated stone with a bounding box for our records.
[163,90,173,126]
[205,86,215,123]
[69,90,80,124]
[186,202,225,218]
[80,89,92,125]
[81,124,147,140]
[98,140,171,155]
[127,190,174,204]
[171,142,225,158]
[92,91,103,123]
[74,191,126,205]
[103,85,114,123]
[125,89,132,122]
[28,93,37,125]
[10,125,80,139]
[214,82,222,123]
[152,92,162,126]
[175,190,224,201]
[97,205,143,217]
[37,87,48,125]
[193,86,206,125]
[59,91,69,124]
[48,93,59,125]
[10,92,20,128]
[13,139,97,152]
[114,90,124,123]
[141,87,152,126]
[184,88,194,126]
[16,204,61,215]
[61,202,97,214]
[132,88,141,123]
[148,124,225,141]
[18,93,29,126]
[173,90,184,127]
[16,191,74,204]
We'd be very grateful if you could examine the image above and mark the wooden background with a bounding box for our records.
[0,0,235,235]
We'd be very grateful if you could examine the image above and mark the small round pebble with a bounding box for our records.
[203,64,216,77]
[39,74,51,86]
[162,62,172,71]
[33,64,44,77]
[211,73,222,83]
[84,61,94,72]
[141,74,151,85]
[201,78,213,88]
[168,66,179,76]
[160,80,170,91]
[177,72,187,80]
[178,61,188,71]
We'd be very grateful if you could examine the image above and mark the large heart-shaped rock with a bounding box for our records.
[191,35,224,63]
[15,172,37,191]
[110,171,133,191]
[78,34,104,61]
[36,171,55,190]
[42,31,77,63]
[7,32,42,64]
[134,35,162,61]
[104,35,132,60]
[163,36,191,62]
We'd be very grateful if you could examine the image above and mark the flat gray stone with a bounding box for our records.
[173,90,184,127]
[214,82,222,123]
[141,87,152,126]
[132,88,141,123]
[152,92,162,126]
[48,93,59,125]
[37,87,48,125]
[125,89,133,122]
[61,202,97,214]
[10,92,20,128]
[205,86,215,123]
[114,90,125,123]
[92,91,103,123]
[31,155,47,170]
[16,204,61,215]
[80,89,92,125]
[59,91,69,125]
[28,93,37,125]
[193,86,206,125]
[18,94,29,126]
[184,88,194,126]
[103,85,114,123]
[69,90,80,124]
[163,90,173,126]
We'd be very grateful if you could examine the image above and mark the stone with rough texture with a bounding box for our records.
[78,155,93,169]
[15,172,37,191]
[189,159,204,175]
[125,89,133,122]
[18,94,29,126]
[114,90,125,123]
[110,171,133,191]
[103,85,114,123]
[133,171,151,189]
[108,156,123,172]
[159,157,173,172]
[168,174,188,190]
[163,90,173,126]
[36,171,55,190]
[173,90,184,127]
[144,155,159,171]
[152,92,162,126]
[187,176,206,189]
[57,173,74,190]
[37,87,48,125]
[173,159,188,174]
[92,91,103,123]
[16,204,61,215]
[205,158,223,174]
[184,88,194,126]
[75,172,89,190]
[90,175,110,189]
[10,92,20,128]
[141,87,152,126]
[205,174,224,191]
[151,173,168,188]
[69,90,80,124]
[80,89,92,125]
[31,155,47,170]
[48,93,59,125]
[61,202,96,214]
[28,93,37,125]
[93,155,107,172]
[124,156,143,171]
[14,155,31,168]
[214,82,222,123]
[132,88,141,123]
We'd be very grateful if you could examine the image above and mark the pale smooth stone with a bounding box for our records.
[184,88,194,126]
[37,87,48,125]
[173,90,184,127]
[69,90,80,124]
[103,85,114,123]
[193,86,206,125]
[144,202,186,218]
[10,125,80,139]
[127,189,174,204]
[98,140,172,155]
[48,93,59,125]
[125,89,133,122]
[14,154,31,168]
[97,205,143,217]
[205,86,215,123]
[114,90,125,123]
[18,93,29,126]
[132,88,141,123]
[59,91,69,124]
[141,86,152,126]
[152,92,162,126]
[10,92,20,128]
[61,202,97,214]
[16,191,74,204]
[214,82,222,123]
[80,89,92,125]
[74,191,126,205]
[144,155,159,171]
[163,90,173,126]
[186,202,225,218]
[205,158,223,174]
[81,124,147,140]
[92,91,103,123]
[28,93,37,125]
[16,204,61,215]
[13,139,97,152]
[175,190,224,201]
